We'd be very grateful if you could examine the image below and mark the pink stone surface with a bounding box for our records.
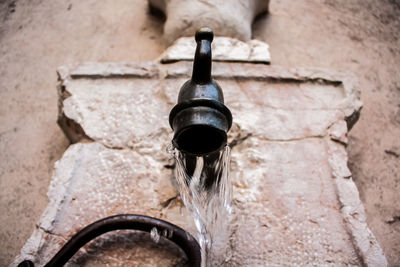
[13,62,386,266]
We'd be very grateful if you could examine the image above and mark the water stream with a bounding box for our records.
[169,145,232,267]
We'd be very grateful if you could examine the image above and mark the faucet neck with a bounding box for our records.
[191,29,213,84]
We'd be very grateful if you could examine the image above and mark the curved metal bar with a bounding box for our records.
[18,214,201,267]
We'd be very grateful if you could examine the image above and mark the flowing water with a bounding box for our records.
[168,145,232,267]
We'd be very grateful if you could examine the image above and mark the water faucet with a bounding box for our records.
[169,28,232,156]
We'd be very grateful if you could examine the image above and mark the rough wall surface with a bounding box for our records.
[13,61,386,266]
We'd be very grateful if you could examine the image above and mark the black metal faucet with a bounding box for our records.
[169,28,232,156]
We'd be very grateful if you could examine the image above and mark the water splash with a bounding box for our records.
[169,144,232,267]
[150,227,160,244]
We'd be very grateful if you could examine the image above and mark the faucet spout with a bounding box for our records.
[169,28,232,156]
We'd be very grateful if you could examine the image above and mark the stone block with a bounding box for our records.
[13,61,386,266]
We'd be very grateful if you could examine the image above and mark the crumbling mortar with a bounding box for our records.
[38,225,67,241]
[326,119,349,146]
[329,137,348,147]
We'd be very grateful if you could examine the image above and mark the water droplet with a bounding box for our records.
[166,142,175,154]
[150,227,160,244]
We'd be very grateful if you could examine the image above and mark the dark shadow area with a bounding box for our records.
[70,230,189,267]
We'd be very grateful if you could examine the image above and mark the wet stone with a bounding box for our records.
[13,61,386,266]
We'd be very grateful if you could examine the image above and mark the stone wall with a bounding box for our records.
[12,61,386,266]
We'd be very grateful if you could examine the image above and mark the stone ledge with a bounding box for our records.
[159,37,271,64]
